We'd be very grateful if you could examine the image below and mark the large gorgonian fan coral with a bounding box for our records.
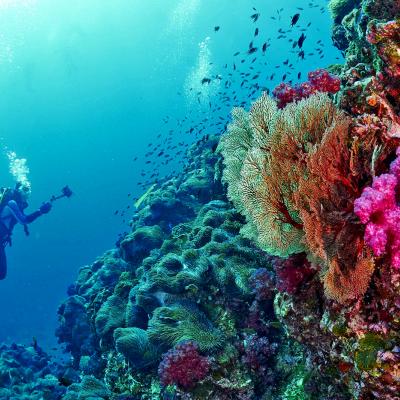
[219,91,394,303]
[219,93,342,258]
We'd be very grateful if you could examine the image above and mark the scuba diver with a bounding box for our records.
[0,183,72,280]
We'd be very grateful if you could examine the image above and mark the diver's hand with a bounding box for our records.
[39,202,52,214]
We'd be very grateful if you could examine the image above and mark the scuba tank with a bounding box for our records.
[0,187,16,246]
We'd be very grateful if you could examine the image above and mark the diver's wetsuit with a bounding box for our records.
[0,200,43,280]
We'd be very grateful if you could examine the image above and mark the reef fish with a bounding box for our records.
[291,13,300,26]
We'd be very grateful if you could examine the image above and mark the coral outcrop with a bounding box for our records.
[54,136,304,399]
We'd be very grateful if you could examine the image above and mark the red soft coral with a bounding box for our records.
[158,341,210,389]
[273,253,315,294]
[273,69,340,108]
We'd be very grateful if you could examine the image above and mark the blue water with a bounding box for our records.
[0,0,341,349]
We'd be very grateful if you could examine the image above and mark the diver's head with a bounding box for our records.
[14,182,30,209]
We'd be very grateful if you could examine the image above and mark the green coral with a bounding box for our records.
[147,302,225,352]
[95,294,127,340]
[328,0,360,23]
[65,375,110,400]
[355,333,386,371]
[120,225,164,264]
[211,255,254,296]
[144,253,210,294]
[114,327,159,368]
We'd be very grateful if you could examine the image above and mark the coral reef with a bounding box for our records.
[2,1,399,399]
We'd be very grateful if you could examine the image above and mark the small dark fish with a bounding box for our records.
[201,77,211,84]
[262,42,267,52]
[292,41,297,48]
[283,59,289,65]
[254,28,259,36]
[251,13,260,22]
[248,47,258,54]
[282,74,287,81]
[233,51,240,56]
[297,72,301,79]
[298,50,305,59]
[214,26,220,32]
[291,13,300,26]
[298,33,306,48]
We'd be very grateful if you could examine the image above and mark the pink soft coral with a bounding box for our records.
[354,148,400,269]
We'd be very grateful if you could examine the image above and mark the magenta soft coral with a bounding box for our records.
[158,341,210,389]
[354,148,400,269]
[273,69,340,108]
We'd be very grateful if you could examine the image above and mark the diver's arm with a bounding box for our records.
[7,200,48,225]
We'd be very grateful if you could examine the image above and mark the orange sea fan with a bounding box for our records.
[242,93,342,257]
[324,255,375,304]
[294,112,359,261]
